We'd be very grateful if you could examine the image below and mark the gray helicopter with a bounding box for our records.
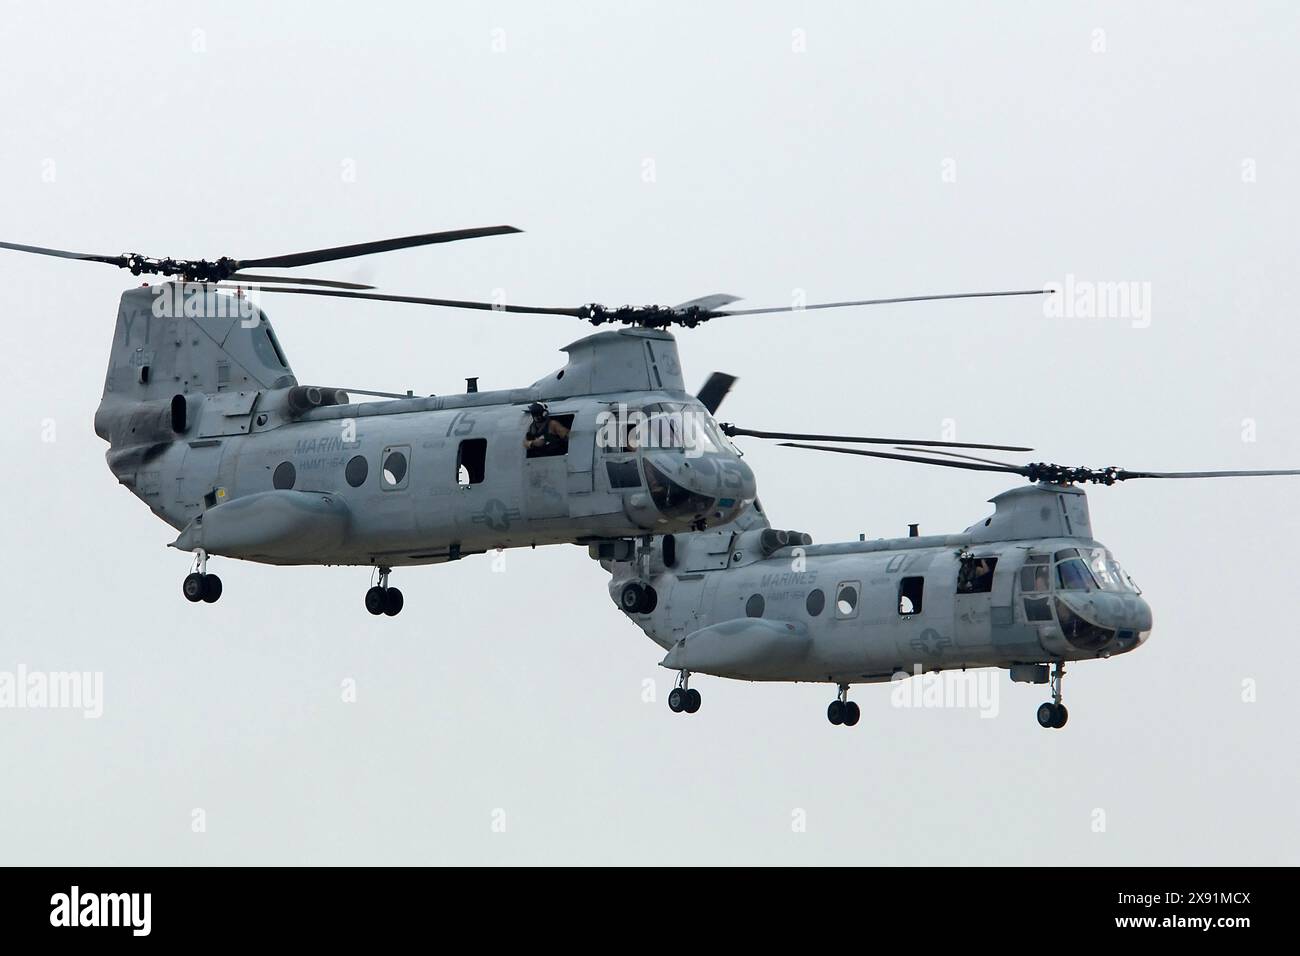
[602,433,1300,728]
[1,231,1046,616]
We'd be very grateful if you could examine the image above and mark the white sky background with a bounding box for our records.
[0,1,1297,864]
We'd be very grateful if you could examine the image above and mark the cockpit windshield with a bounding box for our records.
[1053,547,1140,593]
[640,403,724,455]
[1056,557,1096,591]
[599,401,736,456]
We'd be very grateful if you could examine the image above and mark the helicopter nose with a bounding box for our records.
[642,451,756,524]
[1054,591,1153,655]
[676,453,756,508]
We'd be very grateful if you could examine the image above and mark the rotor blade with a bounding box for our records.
[712,288,1052,317]
[1117,468,1300,480]
[0,240,126,267]
[779,442,1029,475]
[696,372,737,415]
[674,294,742,312]
[723,425,1032,453]
[235,225,522,270]
[895,446,1023,467]
[217,284,586,317]
[226,272,375,290]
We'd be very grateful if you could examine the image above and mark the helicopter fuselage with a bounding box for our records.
[606,484,1153,686]
[94,285,756,568]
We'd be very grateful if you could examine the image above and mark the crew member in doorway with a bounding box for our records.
[524,402,570,455]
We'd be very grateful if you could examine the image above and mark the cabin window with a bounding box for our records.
[746,594,765,618]
[525,413,573,459]
[957,556,998,594]
[835,582,860,619]
[898,576,924,615]
[345,454,368,488]
[457,438,487,486]
[606,460,642,489]
[381,446,410,490]
[806,588,825,616]
[273,461,296,490]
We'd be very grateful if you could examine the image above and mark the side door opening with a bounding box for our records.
[898,576,924,615]
[457,438,486,487]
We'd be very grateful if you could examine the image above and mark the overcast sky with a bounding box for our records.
[1,1,1297,864]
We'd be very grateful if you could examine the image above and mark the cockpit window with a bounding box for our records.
[1083,547,1140,593]
[640,403,723,455]
[1020,561,1051,593]
[1111,558,1140,594]
[599,403,730,455]
[1056,558,1096,591]
[643,460,714,519]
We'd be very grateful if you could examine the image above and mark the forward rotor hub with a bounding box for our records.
[124,254,239,283]
[1023,463,1122,486]
[580,304,712,328]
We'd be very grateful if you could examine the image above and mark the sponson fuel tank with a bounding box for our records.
[171,490,349,564]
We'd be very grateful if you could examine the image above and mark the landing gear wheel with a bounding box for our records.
[842,701,861,727]
[201,574,222,604]
[827,700,845,725]
[684,688,701,714]
[619,582,645,613]
[637,585,658,614]
[383,587,404,617]
[668,687,687,713]
[365,586,386,615]
[620,582,657,614]
[1037,702,1059,728]
[1052,704,1069,728]
[183,573,205,603]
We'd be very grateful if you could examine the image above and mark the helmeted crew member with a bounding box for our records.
[524,402,570,452]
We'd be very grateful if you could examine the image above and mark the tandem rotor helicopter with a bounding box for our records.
[5,225,1297,730]
[0,227,1051,616]
[603,432,1300,729]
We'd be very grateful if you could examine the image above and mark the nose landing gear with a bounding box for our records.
[667,671,701,715]
[182,549,222,604]
[827,684,860,727]
[365,567,404,617]
[1036,662,1069,729]
[619,581,658,615]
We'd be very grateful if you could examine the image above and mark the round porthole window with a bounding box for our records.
[746,594,765,618]
[345,454,368,488]
[806,588,825,616]
[273,461,296,490]
[383,450,407,486]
